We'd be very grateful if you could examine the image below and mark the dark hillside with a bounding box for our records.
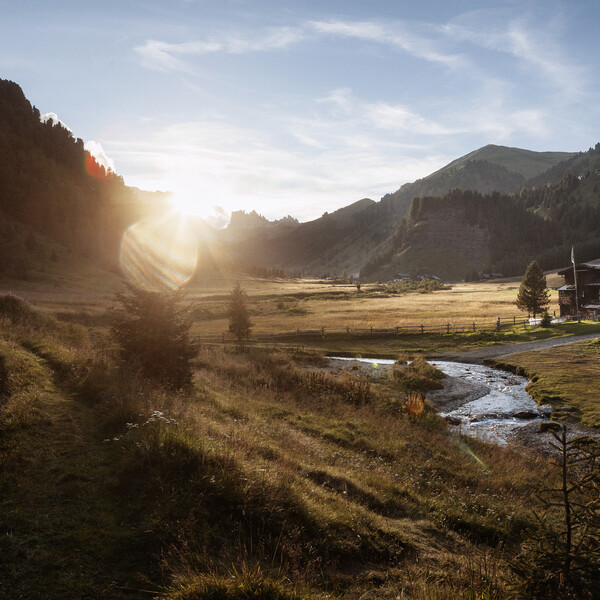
[0,79,162,275]
[362,171,600,281]
[226,146,576,277]
[527,143,600,188]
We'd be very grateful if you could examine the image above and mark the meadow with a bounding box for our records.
[1,273,599,599]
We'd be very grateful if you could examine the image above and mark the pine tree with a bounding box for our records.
[111,285,198,388]
[516,261,550,318]
[228,282,252,342]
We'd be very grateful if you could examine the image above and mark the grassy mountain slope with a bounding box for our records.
[225,198,379,275]
[528,142,600,187]
[438,144,574,179]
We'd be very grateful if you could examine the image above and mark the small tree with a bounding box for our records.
[512,426,600,598]
[228,283,252,343]
[111,285,198,388]
[516,261,550,318]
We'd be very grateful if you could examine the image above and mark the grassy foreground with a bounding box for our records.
[0,296,570,599]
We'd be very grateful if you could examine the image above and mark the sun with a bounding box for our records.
[169,191,206,217]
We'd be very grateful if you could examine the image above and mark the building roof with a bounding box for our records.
[558,285,575,291]
[557,259,600,276]
[583,304,600,310]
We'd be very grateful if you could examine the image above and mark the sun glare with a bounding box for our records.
[169,192,207,218]
[119,212,198,291]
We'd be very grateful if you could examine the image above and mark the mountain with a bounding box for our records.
[0,79,167,278]
[437,144,575,179]
[362,156,600,281]
[3,77,596,283]
[220,210,299,243]
[223,198,377,276]
[223,145,579,277]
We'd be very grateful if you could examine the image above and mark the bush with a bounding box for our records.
[0,292,35,324]
[540,312,552,328]
[390,356,445,393]
[111,285,198,388]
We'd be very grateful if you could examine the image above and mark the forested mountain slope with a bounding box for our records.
[361,167,600,282]
[0,79,165,277]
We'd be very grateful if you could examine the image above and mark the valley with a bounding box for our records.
[2,77,600,599]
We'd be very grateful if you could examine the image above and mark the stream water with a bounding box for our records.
[331,357,551,445]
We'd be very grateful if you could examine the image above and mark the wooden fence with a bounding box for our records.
[196,315,531,342]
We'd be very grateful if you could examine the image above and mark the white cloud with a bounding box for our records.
[135,26,304,72]
[310,19,467,70]
[441,11,586,103]
[40,112,72,133]
[84,140,116,172]
[104,90,452,223]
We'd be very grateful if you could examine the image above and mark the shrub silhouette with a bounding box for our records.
[111,285,198,388]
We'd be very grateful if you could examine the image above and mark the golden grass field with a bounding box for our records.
[3,260,562,335]
[187,279,559,335]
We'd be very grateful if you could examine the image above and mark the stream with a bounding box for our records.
[331,357,551,445]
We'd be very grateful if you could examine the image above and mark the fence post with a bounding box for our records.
[496,317,500,331]
[346,326,350,338]
[472,321,476,332]
[370,326,373,334]
[420,324,424,334]
[513,315,516,325]
[396,325,399,335]
[447,322,450,334]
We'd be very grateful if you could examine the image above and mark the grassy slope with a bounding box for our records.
[434,145,575,180]
[490,337,600,428]
[1,299,563,599]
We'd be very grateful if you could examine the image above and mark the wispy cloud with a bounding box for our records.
[441,11,587,102]
[135,26,304,72]
[106,89,452,223]
[310,19,467,70]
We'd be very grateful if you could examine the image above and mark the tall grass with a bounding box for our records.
[0,299,562,599]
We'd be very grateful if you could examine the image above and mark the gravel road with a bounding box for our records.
[433,333,600,364]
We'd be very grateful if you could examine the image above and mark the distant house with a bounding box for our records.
[393,273,412,281]
[480,272,504,280]
[557,259,600,317]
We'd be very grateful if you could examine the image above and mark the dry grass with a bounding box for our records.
[1,298,558,598]
[3,268,558,335]
[2,273,585,599]
[187,280,559,336]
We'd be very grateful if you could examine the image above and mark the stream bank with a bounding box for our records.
[328,356,598,451]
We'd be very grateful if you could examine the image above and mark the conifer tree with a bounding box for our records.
[111,285,198,388]
[516,261,550,318]
[228,282,252,342]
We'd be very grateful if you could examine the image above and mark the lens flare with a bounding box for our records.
[119,212,198,291]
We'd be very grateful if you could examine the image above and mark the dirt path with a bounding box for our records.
[432,333,600,364]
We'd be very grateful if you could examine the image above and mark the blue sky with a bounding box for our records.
[2,0,599,225]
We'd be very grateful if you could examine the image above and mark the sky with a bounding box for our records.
[2,0,599,226]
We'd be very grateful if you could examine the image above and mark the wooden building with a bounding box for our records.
[557,259,600,317]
